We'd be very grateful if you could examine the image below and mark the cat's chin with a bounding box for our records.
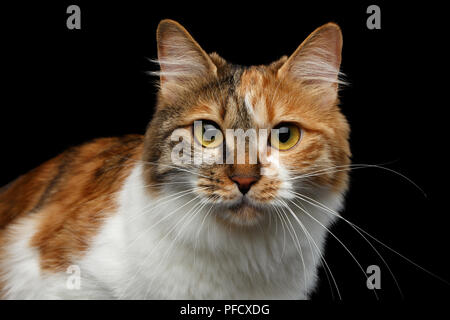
[217,197,267,227]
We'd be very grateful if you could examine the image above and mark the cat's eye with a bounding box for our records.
[270,123,302,150]
[193,120,224,148]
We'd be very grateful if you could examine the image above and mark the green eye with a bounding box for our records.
[271,124,301,150]
[194,121,224,148]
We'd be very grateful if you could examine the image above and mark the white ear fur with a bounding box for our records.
[278,23,345,86]
[154,19,217,96]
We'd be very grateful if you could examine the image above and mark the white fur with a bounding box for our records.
[0,163,343,299]
[0,217,82,299]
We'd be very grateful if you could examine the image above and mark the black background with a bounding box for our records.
[1,1,449,300]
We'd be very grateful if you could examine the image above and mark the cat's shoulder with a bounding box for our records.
[0,134,144,279]
[0,134,144,230]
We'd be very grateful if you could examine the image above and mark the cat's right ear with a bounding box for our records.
[156,19,217,100]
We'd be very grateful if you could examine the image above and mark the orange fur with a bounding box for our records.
[0,135,143,272]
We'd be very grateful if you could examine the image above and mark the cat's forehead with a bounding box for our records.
[175,63,316,131]
[221,66,285,129]
[191,65,274,129]
[237,67,277,126]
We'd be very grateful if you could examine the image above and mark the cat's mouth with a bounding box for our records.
[218,196,267,226]
[228,195,253,210]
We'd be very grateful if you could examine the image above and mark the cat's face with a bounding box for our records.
[143,20,350,227]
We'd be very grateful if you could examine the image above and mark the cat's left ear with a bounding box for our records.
[277,23,344,88]
[156,19,217,99]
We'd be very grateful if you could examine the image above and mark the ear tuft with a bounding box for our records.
[278,23,345,86]
[155,19,217,96]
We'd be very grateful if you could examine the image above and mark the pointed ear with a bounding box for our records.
[278,23,344,87]
[156,19,217,97]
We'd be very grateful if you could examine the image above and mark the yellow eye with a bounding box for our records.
[270,124,301,150]
[193,120,224,148]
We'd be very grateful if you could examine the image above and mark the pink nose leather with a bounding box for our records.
[231,176,258,194]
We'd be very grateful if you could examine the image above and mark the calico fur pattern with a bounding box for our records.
[0,20,350,299]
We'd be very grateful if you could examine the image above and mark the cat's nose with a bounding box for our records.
[230,176,258,195]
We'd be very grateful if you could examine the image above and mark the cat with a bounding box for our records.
[0,19,350,299]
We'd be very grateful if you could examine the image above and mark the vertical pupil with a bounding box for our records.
[278,127,291,143]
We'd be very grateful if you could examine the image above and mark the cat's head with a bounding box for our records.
[143,19,350,227]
